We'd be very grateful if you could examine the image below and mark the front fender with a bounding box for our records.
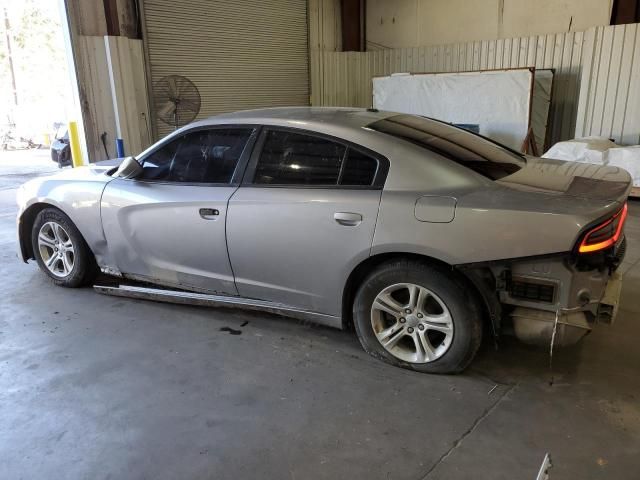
[16,175,113,267]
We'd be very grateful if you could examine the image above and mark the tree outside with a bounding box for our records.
[1,0,73,147]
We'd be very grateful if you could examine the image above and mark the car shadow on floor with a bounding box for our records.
[91,272,591,384]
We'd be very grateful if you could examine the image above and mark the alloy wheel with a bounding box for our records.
[370,283,454,363]
[37,221,75,277]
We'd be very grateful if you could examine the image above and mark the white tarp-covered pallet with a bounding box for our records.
[543,137,640,191]
[372,68,553,153]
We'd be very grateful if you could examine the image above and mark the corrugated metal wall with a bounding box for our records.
[309,0,341,114]
[142,0,310,139]
[311,31,585,145]
[575,23,640,145]
[309,0,342,52]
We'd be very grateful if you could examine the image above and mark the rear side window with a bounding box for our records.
[368,115,524,180]
[253,129,380,187]
[141,128,252,183]
[254,130,345,185]
[340,149,378,186]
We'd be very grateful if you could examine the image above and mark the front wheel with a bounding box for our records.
[31,208,98,287]
[58,147,71,168]
[353,260,483,374]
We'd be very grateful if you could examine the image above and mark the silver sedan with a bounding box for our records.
[16,108,630,373]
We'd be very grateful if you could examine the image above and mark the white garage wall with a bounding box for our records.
[367,0,612,49]
[500,0,612,40]
[311,30,584,145]
[367,0,499,49]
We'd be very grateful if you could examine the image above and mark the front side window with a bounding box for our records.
[253,129,380,187]
[141,128,252,183]
[368,115,524,180]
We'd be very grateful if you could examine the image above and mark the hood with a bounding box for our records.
[17,161,119,206]
[28,159,123,184]
[497,156,632,202]
[94,157,126,168]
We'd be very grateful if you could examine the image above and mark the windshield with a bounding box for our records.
[368,114,525,180]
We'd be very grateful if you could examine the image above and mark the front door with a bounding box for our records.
[101,126,256,294]
[226,127,387,316]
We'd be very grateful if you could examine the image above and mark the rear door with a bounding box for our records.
[226,128,388,316]
[101,126,257,293]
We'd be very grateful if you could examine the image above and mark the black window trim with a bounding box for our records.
[121,124,260,187]
[425,115,526,161]
[241,125,389,190]
[367,115,525,181]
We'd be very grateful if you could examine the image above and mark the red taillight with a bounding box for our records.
[578,202,628,253]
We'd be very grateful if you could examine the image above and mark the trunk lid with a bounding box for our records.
[497,156,632,203]
[458,157,632,225]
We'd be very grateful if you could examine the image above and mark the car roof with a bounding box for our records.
[187,107,394,131]
[137,107,399,163]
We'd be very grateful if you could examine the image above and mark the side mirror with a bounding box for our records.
[114,156,143,179]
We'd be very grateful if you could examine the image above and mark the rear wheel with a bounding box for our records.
[353,259,483,374]
[31,208,98,287]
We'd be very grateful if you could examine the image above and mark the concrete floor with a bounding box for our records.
[1,152,639,479]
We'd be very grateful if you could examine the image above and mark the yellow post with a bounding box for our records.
[68,121,84,168]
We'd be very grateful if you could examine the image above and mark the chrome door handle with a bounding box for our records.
[199,208,220,219]
[334,212,362,226]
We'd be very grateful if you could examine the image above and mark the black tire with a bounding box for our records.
[58,147,71,168]
[353,259,483,374]
[31,208,98,287]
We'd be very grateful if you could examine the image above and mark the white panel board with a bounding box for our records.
[372,69,533,150]
[310,29,583,145]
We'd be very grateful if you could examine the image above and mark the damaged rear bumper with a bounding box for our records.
[509,271,623,346]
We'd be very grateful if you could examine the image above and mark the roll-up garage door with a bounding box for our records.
[141,0,309,139]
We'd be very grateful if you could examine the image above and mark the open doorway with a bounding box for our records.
[0,0,74,190]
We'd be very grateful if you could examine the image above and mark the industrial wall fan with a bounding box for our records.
[155,75,201,129]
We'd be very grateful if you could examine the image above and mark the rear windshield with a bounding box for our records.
[368,114,525,180]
